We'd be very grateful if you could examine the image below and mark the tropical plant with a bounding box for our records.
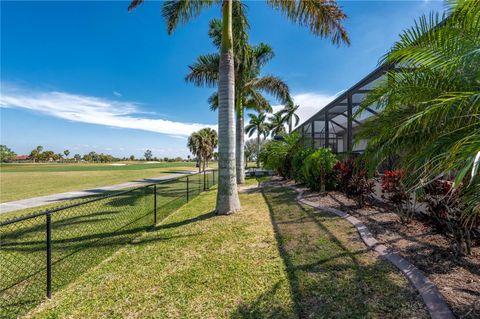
[245,112,269,167]
[188,128,218,172]
[259,132,303,178]
[74,154,81,161]
[422,179,475,255]
[332,159,355,193]
[280,102,300,133]
[381,170,417,223]
[268,111,287,137]
[0,145,17,163]
[128,0,349,214]
[356,0,480,229]
[186,14,291,184]
[291,146,315,183]
[302,148,337,192]
[346,171,374,208]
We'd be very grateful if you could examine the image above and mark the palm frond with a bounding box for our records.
[185,53,220,87]
[267,0,350,45]
[245,75,291,105]
[208,92,218,111]
[162,0,221,34]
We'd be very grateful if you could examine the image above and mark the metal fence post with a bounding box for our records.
[203,170,206,190]
[153,185,157,225]
[186,176,189,202]
[46,212,52,299]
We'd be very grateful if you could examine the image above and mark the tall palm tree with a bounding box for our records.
[280,102,300,133]
[268,111,287,137]
[187,30,291,184]
[188,128,218,172]
[245,112,269,167]
[356,0,479,253]
[128,0,349,214]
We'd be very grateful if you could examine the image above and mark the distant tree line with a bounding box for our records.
[0,145,195,163]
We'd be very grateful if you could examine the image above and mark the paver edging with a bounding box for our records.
[290,185,455,319]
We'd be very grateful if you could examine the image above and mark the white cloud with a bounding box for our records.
[113,91,122,97]
[272,91,341,129]
[0,84,216,137]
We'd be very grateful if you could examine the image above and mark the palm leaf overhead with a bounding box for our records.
[243,76,291,105]
[266,0,349,45]
[355,0,480,241]
[185,54,220,87]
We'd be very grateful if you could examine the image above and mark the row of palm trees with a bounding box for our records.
[244,103,300,166]
[128,0,349,214]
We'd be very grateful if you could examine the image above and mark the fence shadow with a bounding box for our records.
[0,170,217,319]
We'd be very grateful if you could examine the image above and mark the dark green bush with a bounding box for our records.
[259,133,303,179]
[302,148,337,192]
[292,147,315,183]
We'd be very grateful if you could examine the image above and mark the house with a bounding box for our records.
[15,155,30,161]
[294,63,393,154]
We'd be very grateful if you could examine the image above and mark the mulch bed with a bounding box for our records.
[296,186,480,319]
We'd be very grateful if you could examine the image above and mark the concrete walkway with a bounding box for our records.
[0,170,197,215]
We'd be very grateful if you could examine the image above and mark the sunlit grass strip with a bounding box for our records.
[0,173,208,319]
[25,181,296,319]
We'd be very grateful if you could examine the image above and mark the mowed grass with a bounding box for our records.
[24,181,428,319]
[1,173,209,319]
[263,185,428,318]
[26,180,296,319]
[0,162,201,202]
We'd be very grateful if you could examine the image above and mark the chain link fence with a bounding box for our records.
[0,170,217,319]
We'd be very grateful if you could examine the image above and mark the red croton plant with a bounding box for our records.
[423,179,474,255]
[380,170,415,223]
[334,159,373,208]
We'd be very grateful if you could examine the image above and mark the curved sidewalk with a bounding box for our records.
[0,170,196,215]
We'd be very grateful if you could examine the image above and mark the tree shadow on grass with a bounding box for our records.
[231,282,297,319]
[261,186,428,319]
[156,210,217,231]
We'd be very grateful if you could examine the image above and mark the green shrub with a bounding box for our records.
[259,133,303,179]
[259,140,290,178]
[292,147,315,183]
[302,148,337,192]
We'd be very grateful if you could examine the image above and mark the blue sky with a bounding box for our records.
[1,0,444,158]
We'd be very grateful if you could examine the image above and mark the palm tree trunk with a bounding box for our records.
[289,117,292,134]
[256,132,260,168]
[203,156,206,172]
[236,100,245,184]
[216,0,240,214]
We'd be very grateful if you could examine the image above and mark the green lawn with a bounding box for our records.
[0,172,209,319]
[263,185,428,318]
[21,181,427,319]
[0,162,203,202]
